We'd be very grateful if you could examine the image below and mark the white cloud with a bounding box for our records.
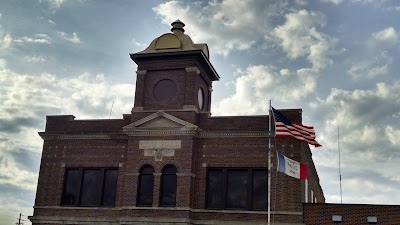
[368,27,399,50]
[385,126,400,146]
[14,33,52,44]
[153,0,285,56]
[347,51,392,79]
[213,65,319,115]
[48,19,56,25]
[25,56,47,63]
[42,0,65,9]
[320,0,343,5]
[58,31,81,44]
[273,9,337,70]
[0,33,13,49]
[309,80,400,203]
[0,59,134,221]
[314,81,400,154]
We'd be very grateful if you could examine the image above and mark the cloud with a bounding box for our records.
[25,56,47,63]
[272,9,337,70]
[312,81,400,162]
[41,0,65,9]
[385,126,400,147]
[211,58,400,204]
[48,19,56,25]
[0,33,12,49]
[1,29,52,48]
[58,31,81,44]
[368,27,399,50]
[15,34,52,44]
[0,58,134,224]
[307,81,400,204]
[320,0,344,5]
[153,0,285,56]
[347,51,392,79]
[213,64,319,115]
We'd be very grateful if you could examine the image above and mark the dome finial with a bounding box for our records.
[171,19,185,34]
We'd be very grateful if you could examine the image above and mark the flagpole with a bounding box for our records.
[338,126,343,204]
[268,100,272,225]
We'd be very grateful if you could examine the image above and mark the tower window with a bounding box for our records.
[198,87,204,110]
[153,79,177,102]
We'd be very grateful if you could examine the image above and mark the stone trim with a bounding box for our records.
[32,206,302,215]
[183,104,199,113]
[125,130,198,136]
[136,70,147,75]
[39,131,273,140]
[38,130,273,140]
[39,133,127,140]
[30,214,304,225]
[199,131,272,138]
[123,111,199,137]
[176,173,195,177]
[127,111,198,129]
[185,67,201,75]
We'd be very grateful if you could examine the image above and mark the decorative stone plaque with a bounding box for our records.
[140,140,181,161]
[139,140,181,149]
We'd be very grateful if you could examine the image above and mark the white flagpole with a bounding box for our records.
[268,100,272,225]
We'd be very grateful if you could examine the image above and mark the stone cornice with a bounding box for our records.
[31,206,302,215]
[199,130,272,138]
[38,130,273,140]
[38,132,127,140]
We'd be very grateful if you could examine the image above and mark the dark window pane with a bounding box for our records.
[153,79,177,102]
[163,166,177,174]
[226,170,247,209]
[80,169,102,206]
[62,169,80,205]
[207,169,223,209]
[160,165,177,206]
[160,174,177,206]
[141,167,154,174]
[252,170,268,209]
[138,166,154,206]
[102,169,118,206]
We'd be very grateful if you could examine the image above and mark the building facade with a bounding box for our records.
[29,20,324,225]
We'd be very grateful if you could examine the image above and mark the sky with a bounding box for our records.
[1,0,400,224]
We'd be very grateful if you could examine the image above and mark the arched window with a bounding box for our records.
[137,165,154,206]
[160,165,177,207]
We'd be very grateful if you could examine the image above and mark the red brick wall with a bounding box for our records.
[303,203,400,224]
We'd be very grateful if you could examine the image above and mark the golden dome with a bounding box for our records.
[137,20,210,59]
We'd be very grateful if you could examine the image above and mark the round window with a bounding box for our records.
[198,88,204,110]
[153,79,177,102]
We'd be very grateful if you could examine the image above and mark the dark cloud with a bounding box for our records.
[8,148,41,172]
[0,183,36,208]
[0,117,41,133]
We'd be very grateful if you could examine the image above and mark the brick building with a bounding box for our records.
[29,20,397,225]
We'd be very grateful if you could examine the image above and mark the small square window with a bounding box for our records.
[332,215,342,222]
[367,216,377,223]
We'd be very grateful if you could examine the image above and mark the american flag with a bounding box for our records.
[271,107,321,147]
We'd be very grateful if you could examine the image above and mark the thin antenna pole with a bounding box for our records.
[338,126,343,204]
[109,100,114,119]
[268,100,272,225]
[16,213,24,225]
